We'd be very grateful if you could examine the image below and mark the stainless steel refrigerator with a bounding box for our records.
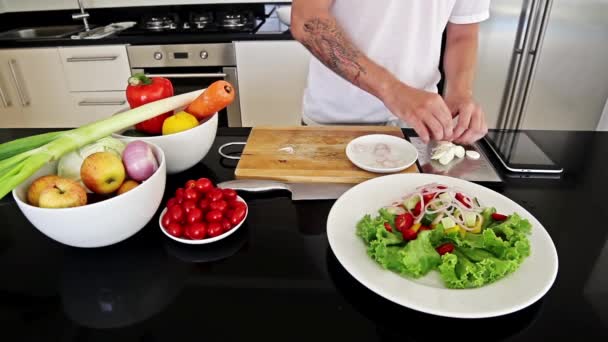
[474,0,608,131]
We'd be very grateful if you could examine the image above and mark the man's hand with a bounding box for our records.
[382,81,453,143]
[444,94,487,145]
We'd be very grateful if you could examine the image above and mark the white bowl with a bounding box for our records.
[113,113,218,174]
[277,6,291,26]
[159,196,248,245]
[12,141,166,248]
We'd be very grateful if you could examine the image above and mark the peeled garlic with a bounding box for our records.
[454,146,465,159]
[466,150,481,160]
[439,148,455,165]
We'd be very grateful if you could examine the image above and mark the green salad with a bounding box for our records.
[356,183,531,289]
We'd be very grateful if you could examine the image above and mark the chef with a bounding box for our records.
[291,0,490,144]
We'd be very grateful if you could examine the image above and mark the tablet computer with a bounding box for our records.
[484,130,563,174]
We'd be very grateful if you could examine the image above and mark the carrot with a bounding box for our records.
[186,80,235,120]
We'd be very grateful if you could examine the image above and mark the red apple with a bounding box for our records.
[27,175,63,206]
[116,179,139,195]
[37,178,87,208]
[80,152,126,195]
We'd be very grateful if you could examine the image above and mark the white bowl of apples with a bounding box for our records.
[159,178,248,244]
[12,138,166,248]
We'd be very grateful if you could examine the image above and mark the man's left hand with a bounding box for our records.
[444,94,488,145]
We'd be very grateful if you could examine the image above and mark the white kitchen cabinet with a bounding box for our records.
[59,45,131,92]
[235,41,310,127]
[0,47,70,128]
[68,91,128,126]
[0,50,24,126]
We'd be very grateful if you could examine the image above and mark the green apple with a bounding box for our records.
[38,178,87,208]
[80,152,126,195]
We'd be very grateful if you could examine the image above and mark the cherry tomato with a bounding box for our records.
[412,201,422,216]
[161,212,173,228]
[455,193,471,208]
[165,223,183,238]
[422,193,436,203]
[182,200,198,214]
[222,189,237,202]
[402,228,418,241]
[186,222,207,240]
[207,188,223,202]
[491,213,508,221]
[209,200,228,213]
[184,188,200,201]
[195,178,213,193]
[176,197,183,205]
[230,207,246,225]
[221,219,232,232]
[186,208,203,224]
[395,213,413,232]
[229,200,247,211]
[207,222,223,237]
[206,210,223,223]
[175,188,185,200]
[168,205,184,223]
[185,180,197,190]
[436,243,455,255]
[198,198,210,211]
[166,197,178,209]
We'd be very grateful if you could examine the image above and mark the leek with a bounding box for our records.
[0,89,203,200]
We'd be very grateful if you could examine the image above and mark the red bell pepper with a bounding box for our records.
[384,222,393,232]
[412,200,422,216]
[126,73,174,135]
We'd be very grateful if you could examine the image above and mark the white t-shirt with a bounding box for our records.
[302,0,490,124]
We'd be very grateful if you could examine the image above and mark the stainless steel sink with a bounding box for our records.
[0,25,85,40]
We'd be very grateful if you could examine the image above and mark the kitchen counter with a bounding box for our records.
[0,128,607,341]
[0,5,293,48]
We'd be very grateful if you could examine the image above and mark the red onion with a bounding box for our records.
[122,141,158,181]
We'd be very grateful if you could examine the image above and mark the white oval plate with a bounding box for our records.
[159,196,248,245]
[346,134,418,173]
[327,174,558,318]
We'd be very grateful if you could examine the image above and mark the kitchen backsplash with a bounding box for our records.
[0,0,289,13]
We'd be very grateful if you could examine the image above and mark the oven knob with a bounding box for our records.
[200,51,209,59]
[153,51,163,60]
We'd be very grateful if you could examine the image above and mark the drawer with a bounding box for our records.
[59,45,131,92]
[68,91,128,126]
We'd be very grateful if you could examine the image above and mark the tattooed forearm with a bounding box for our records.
[300,18,367,85]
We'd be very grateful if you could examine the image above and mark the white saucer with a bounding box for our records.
[346,134,418,173]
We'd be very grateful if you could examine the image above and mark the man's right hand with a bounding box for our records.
[382,80,454,143]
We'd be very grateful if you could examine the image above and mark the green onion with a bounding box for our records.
[0,89,203,200]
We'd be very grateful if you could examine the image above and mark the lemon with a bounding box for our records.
[162,111,199,135]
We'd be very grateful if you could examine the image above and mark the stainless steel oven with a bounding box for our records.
[127,43,241,127]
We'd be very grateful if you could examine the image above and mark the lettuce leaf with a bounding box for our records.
[438,249,520,289]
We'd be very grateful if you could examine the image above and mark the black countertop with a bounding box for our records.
[0,128,607,341]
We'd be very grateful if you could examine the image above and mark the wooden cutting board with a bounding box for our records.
[235,126,419,184]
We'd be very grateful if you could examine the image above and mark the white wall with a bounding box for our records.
[0,0,289,13]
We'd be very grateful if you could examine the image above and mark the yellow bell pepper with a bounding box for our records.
[470,216,484,234]
[411,223,422,232]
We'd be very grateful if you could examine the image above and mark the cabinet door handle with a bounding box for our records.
[8,59,29,107]
[0,83,9,108]
[66,56,118,62]
[144,73,227,78]
[78,99,126,106]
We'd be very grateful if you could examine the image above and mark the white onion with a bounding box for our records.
[122,141,158,182]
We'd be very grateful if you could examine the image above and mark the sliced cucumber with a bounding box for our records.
[441,217,456,229]
[463,211,477,227]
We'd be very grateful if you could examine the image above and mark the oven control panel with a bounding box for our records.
[127,44,236,67]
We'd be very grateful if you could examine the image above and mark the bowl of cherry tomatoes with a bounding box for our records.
[159,178,248,244]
